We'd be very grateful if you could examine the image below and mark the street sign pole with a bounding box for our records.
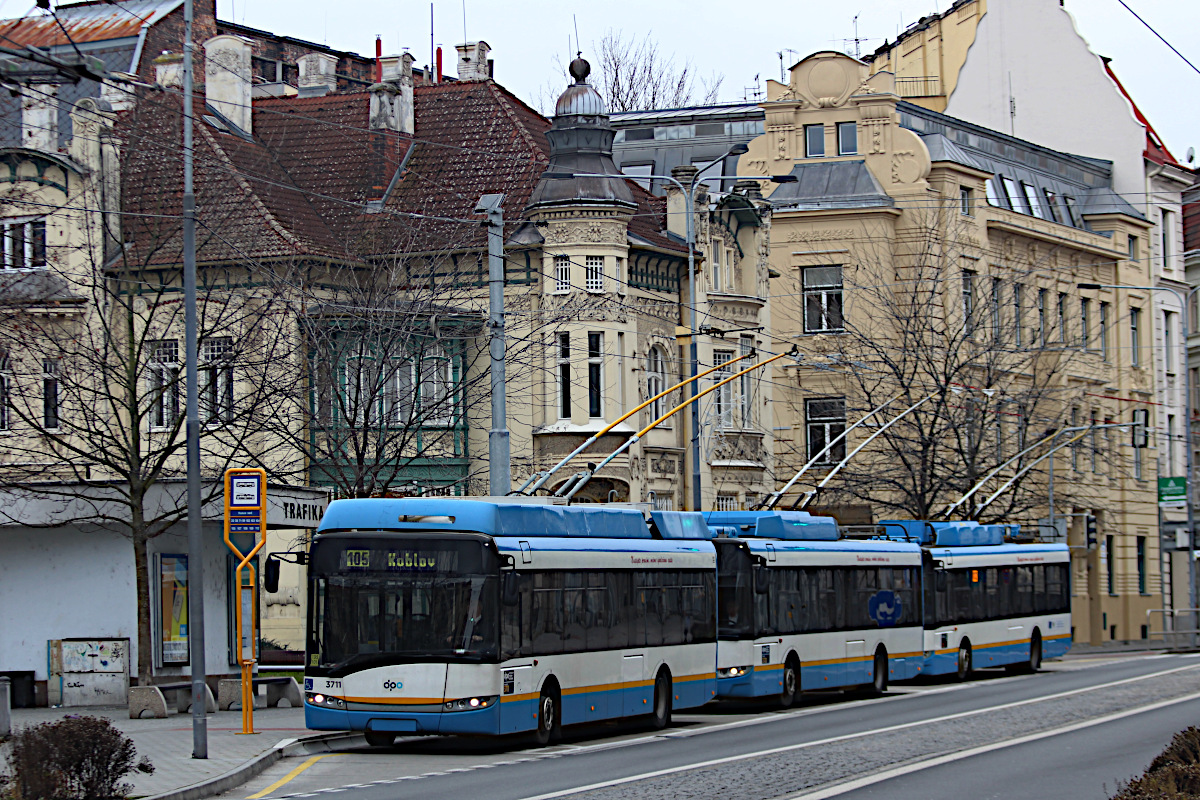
[224,468,266,735]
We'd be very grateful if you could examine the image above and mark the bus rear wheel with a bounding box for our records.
[871,648,889,695]
[956,641,972,682]
[779,657,799,708]
[1027,631,1043,672]
[651,671,672,729]
[534,686,561,746]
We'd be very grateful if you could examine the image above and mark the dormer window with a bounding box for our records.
[3,218,46,269]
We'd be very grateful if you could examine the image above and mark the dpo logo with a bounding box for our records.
[869,590,902,628]
[382,680,403,691]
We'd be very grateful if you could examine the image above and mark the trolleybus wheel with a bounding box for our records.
[956,640,973,682]
[779,656,799,708]
[1028,630,1042,672]
[871,647,889,695]
[534,686,561,746]
[651,670,673,729]
[364,731,395,748]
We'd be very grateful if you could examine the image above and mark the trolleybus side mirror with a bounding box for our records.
[753,564,769,594]
[502,571,520,606]
[934,569,947,592]
[263,555,281,594]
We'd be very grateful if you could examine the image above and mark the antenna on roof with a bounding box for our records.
[462,0,467,47]
[573,14,581,56]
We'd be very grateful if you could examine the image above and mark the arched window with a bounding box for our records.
[646,346,666,419]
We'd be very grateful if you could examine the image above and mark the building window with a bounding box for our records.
[587,332,603,418]
[1128,234,1139,262]
[0,352,10,431]
[715,494,739,512]
[962,270,976,334]
[1137,536,1146,595]
[960,186,974,216]
[557,333,571,419]
[1042,189,1060,223]
[1164,311,1176,375]
[200,337,233,426]
[1000,176,1022,211]
[806,397,846,465]
[1036,288,1047,346]
[1130,306,1141,367]
[803,266,843,333]
[713,350,734,430]
[1106,535,1116,595]
[985,178,1003,207]
[1013,284,1024,347]
[383,357,414,426]
[2,218,46,269]
[554,254,571,293]
[417,345,451,424]
[740,335,755,427]
[991,278,1002,342]
[837,121,857,155]
[805,124,825,158]
[1062,195,1079,226]
[646,345,666,420]
[584,255,604,292]
[42,358,60,430]
[621,163,653,190]
[148,340,178,430]
[616,257,626,294]
[1161,210,1175,271]
[710,246,723,293]
[343,355,374,426]
[1192,367,1200,419]
[1100,301,1110,360]
[1021,183,1045,219]
[1080,298,1091,350]
[1056,292,1068,343]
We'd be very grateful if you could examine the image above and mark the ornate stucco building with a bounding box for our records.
[738,51,1160,644]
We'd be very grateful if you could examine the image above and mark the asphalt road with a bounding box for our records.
[225,653,1200,800]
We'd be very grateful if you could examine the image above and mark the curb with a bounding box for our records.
[142,731,366,800]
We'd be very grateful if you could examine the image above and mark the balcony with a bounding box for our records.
[896,75,943,98]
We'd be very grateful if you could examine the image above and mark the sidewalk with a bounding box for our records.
[1,706,356,800]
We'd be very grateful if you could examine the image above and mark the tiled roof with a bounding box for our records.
[118,78,681,269]
[0,0,180,47]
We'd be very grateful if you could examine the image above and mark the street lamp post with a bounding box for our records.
[545,160,796,510]
[1079,282,1198,640]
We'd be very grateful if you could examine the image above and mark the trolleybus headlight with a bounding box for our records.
[306,692,346,709]
[443,695,498,711]
[718,666,752,678]
[313,694,325,704]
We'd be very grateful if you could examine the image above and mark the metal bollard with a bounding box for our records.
[0,677,11,737]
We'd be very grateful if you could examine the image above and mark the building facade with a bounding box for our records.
[737,52,1160,644]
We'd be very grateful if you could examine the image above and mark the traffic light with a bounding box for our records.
[1085,515,1098,550]
[1132,409,1149,448]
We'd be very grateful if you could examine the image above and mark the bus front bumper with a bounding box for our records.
[306,701,502,736]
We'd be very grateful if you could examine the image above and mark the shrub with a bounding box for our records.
[1114,727,1200,800]
[5,716,153,800]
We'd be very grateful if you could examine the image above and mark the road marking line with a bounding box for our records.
[513,662,1200,800]
[788,689,1200,799]
[247,755,338,800]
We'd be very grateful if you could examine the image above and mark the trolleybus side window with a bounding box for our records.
[929,563,1070,625]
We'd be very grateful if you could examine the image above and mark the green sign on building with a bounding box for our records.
[1159,476,1187,507]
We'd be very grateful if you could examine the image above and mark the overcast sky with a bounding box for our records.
[218,0,1200,164]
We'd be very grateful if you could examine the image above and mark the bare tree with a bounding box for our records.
[775,205,1123,525]
[537,30,724,114]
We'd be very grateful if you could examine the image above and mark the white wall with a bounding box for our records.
[0,527,135,680]
[946,0,1146,199]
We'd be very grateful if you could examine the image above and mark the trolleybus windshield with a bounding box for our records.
[308,534,499,672]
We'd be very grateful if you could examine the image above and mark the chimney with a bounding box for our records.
[21,83,58,152]
[153,52,184,89]
[455,41,491,81]
[375,53,415,134]
[203,35,253,134]
[665,165,699,239]
[297,52,339,97]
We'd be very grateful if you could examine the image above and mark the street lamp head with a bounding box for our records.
[1077,283,1101,290]
[727,143,750,157]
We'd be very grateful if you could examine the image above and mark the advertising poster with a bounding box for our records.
[160,554,189,664]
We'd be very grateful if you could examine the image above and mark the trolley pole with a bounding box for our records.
[477,194,510,495]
